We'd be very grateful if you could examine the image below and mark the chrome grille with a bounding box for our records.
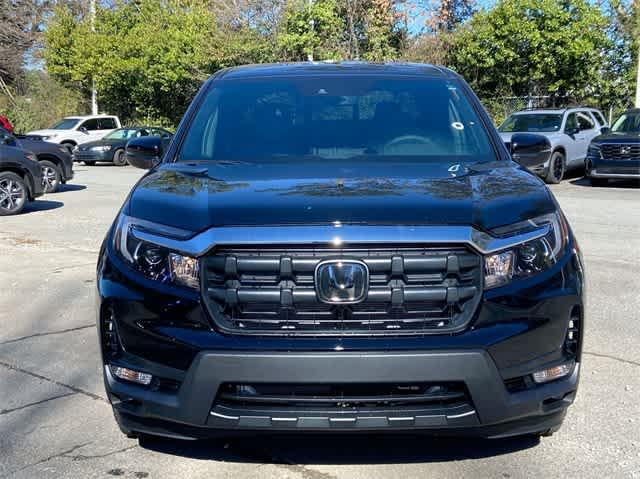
[201,245,482,336]
[601,143,640,160]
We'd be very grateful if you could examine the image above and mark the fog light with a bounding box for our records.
[532,360,575,384]
[110,365,153,386]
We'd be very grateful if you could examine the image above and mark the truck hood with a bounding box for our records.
[77,139,125,150]
[26,129,69,137]
[499,132,561,142]
[592,131,640,143]
[127,160,556,233]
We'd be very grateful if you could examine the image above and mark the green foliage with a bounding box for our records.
[449,0,611,100]
[277,0,345,60]
[0,71,86,133]
[44,0,223,127]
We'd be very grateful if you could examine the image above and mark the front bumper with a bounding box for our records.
[106,350,578,439]
[586,156,640,180]
[73,149,115,163]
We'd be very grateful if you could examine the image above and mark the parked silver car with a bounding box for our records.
[499,107,608,183]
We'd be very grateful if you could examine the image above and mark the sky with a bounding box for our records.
[405,0,496,34]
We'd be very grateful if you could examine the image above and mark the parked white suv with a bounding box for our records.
[27,115,121,153]
[498,107,608,183]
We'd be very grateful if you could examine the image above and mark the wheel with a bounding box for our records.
[40,160,61,193]
[112,149,127,167]
[590,177,608,187]
[84,161,96,166]
[60,142,76,154]
[544,151,565,184]
[0,171,28,216]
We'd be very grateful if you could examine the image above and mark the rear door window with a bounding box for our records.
[80,119,99,131]
[98,118,118,130]
[576,112,595,131]
[591,111,606,126]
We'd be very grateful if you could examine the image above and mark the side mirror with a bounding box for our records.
[565,127,579,137]
[126,136,163,170]
[80,126,89,134]
[510,133,552,169]
[0,132,16,146]
[600,126,610,135]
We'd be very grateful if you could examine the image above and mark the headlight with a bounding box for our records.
[42,134,56,140]
[484,212,568,289]
[587,144,602,159]
[112,215,199,289]
[91,145,112,152]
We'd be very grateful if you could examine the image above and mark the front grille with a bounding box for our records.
[217,382,469,409]
[201,245,482,336]
[209,381,476,429]
[601,143,640,160]
[596,166,640,175]
[73,151,101,161]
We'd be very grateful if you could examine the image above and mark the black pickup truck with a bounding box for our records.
[97,62,584,441]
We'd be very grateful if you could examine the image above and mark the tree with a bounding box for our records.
[0,0,47,89]
[277,0,346,61]
[602,0,638,112]
[449,0,610,101]
[403,0,474,65]
[277,0,405,61]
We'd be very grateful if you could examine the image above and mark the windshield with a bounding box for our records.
[611,111,640,133]
[50,118,81,130]
[499,114,562,133]
[105,128,139,140]
[179,77,496,163]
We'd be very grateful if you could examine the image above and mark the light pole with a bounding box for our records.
[307,0,314,62]
[90,0,98,114]
[635,49,640,108]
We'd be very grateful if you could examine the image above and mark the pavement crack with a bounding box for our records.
[0,442,93,478]
[583,351,640,368]
[63,444,138,461]
[0,392,77,415]
[0,359,107,402]
[0,324,95,346]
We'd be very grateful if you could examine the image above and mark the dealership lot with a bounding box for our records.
[0,166,639,479]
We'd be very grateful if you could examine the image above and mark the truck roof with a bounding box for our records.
[216,61,457,80]
[63,115,119,120]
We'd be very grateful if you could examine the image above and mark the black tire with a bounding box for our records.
[40,160,61,193]
[544,151,565,184]
[0,171,28,216]
[84,160,96,166]
[112,149,127,167]
[60,142,76,154]
[590,177,609,187]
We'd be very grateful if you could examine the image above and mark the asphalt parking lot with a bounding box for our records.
[0,165,639,478]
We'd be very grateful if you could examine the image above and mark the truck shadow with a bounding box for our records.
[22,199,64,213]
[139,433,539,464]
[56,183,87,193]
[569,177,639,188]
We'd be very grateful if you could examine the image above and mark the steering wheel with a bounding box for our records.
[383,135,437,152]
